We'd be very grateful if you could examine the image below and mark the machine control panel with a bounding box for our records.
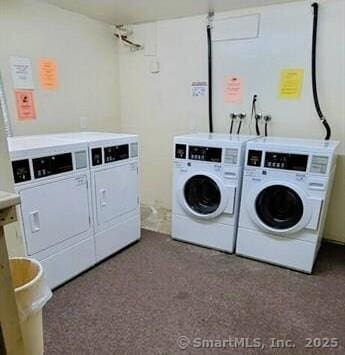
[175,144,187,159]
[310,155,329,174]
[32,153,73,179]
[130,142,139,158]
[12,159,31,183]
[188,146,222,163]
[264,152,308,171]
[91,148,102,166]
[104,144,129,163]
[75,151,88,170]
[247,150,263,167]
[224,148,238,165]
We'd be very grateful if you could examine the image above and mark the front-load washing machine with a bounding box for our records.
[236,137,339,273]
[52,132,140,262]
[8,135,95,288]
[172,133,257,252]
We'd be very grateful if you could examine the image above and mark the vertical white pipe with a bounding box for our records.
[0,72,12,138]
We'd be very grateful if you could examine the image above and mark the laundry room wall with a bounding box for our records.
[0,0,121,136]
[119,0,345,243]
[0,100,24,256]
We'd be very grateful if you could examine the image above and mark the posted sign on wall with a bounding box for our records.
[15,90,36,120]
[279,69,304,99]
[224,76,243,104]
[10,56,34,89]
[39,58,58,90]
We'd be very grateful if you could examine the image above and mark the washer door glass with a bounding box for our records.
[184,175,221,215]
[255,185,303,230]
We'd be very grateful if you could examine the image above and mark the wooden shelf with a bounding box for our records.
[0,192,20,211]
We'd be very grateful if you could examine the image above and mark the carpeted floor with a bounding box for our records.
[43,230,345,354]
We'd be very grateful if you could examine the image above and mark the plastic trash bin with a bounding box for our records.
[9,257,52,355]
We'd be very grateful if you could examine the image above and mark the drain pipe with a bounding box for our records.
[311,2,331,140]
[207,12,214,133]
[0,73,12,137]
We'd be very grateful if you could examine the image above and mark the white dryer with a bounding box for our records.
[8,135,95,289]
[172,133,256,253]
[236,137,339,273]
[53,132,140,263]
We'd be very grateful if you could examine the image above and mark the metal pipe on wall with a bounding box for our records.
[0,73,12,138]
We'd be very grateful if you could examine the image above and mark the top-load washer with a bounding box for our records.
[52,132,140,262]
[236,136,339,273]
[172,133,257,253]
[8,135,95,288]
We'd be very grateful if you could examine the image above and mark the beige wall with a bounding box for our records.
[0,0,121,135]
[119,0,345,243]
[0,0,121,255]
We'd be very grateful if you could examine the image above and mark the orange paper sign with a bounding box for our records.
[224,76,243,104]
[39,58,58,89]
[15,90,36,120]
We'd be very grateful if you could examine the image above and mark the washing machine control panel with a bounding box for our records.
[33,153,73,179]
[91,148,103,166]
[175,144,187,159]
[247,150,263,167]
[12,159,31,183]
[104,144,129,163]
[188,146,222,162]
[264,152,308,171]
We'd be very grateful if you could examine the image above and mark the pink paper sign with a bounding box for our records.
[224,76,243,104]
[15,90,36,120]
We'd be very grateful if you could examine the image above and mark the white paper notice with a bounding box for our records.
[192,81,208,97]
[10,56,34,89]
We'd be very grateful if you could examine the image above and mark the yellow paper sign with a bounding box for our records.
[39,58,58,90]
[279,69,304,99]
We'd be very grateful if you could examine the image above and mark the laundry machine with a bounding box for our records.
[236,137,339,273]
[172,133,256,252]
[8,135,95,288]
[52,132,140,262]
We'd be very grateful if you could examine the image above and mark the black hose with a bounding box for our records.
[229,119,234,134]
[255,118,260,136]
[237,120,242,135]
[311,3,331,140]
[250,94,260,136]
[207,25,213,133]
[264,122,268,137]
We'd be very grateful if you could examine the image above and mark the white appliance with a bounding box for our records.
[236,137,339,273]
[52,132,140,262]
[172,133,257,253]
[8,135,95,289]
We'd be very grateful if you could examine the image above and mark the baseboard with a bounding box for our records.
[323,237,345,246]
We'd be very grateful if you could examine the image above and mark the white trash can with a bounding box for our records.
[9,257,52,355]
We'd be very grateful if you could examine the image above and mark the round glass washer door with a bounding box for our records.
[255,185,304,230]
[179,173,227,219]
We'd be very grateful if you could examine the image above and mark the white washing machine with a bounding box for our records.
[8,135,95,289]
[236,137,339,273]
[52,132,140,263]
[172,133,257,253]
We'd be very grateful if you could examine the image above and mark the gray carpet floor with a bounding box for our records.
[43,230,345,354]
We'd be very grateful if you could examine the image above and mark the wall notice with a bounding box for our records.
[39,58,58,89]
[224,76,243,104]
[192,81,208,97]
[279,69,304,99]
[15,90,36,120]
[10,56,34,89]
